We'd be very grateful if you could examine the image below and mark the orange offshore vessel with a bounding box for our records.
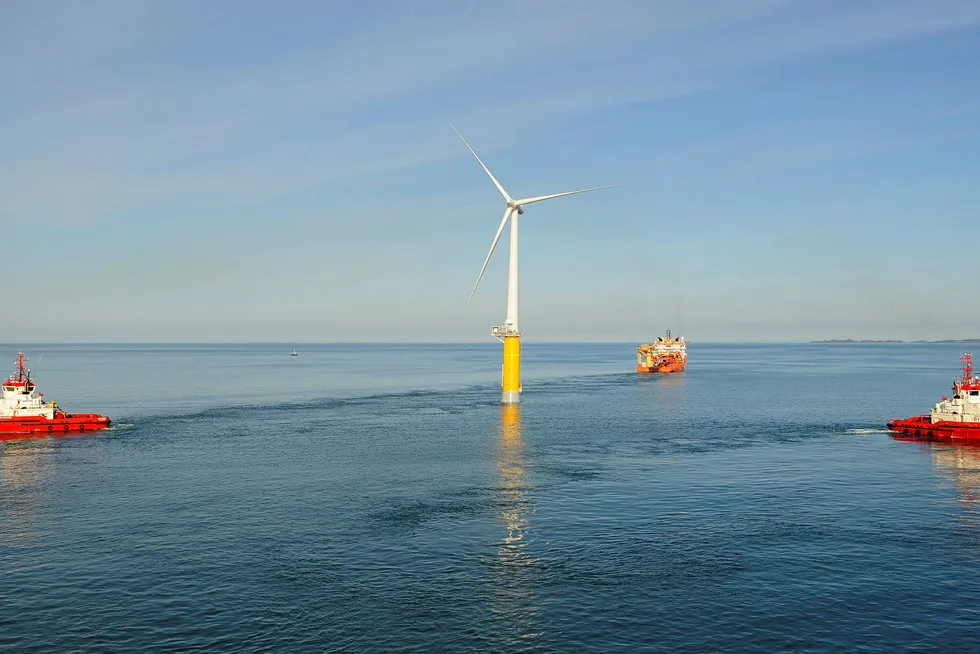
[0,352,111,438]
[637,330,687,373]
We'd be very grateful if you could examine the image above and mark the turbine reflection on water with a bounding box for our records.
[490,404,541,643]
[496,404,534,565]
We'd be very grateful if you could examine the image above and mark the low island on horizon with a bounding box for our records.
[811,338,980,344]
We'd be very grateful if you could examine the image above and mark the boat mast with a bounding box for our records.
[13,352,29,383]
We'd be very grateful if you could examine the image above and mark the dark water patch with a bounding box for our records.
[367,497,488,536]
[527,372,639,393]
[125,382,502,424]
[534,462,603,482]
[113,367,658,426]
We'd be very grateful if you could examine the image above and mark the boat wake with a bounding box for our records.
[104,423,135,432]
[845,428,891,434]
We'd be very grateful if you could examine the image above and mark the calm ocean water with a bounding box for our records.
[2,342,980,652]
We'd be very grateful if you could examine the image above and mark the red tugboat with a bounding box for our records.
[0,352,111,438]
[888,353,980,442]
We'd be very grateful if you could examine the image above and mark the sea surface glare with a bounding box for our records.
[2,343,980,652]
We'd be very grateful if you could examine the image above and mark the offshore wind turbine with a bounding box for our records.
[452,124,613,404]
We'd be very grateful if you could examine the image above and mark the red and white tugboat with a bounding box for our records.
[888,353,980,442]
[0,352,111,438]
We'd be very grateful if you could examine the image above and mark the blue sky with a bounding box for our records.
[2,0,978,342]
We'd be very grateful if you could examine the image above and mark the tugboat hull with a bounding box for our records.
[0,413,111,438]
[887,415,980,443]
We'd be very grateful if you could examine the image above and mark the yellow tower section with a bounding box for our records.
[502,336,522,404]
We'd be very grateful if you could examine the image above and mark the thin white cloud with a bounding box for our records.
[4,0,978,228]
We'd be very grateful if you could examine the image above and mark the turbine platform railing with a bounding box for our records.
[492,325,523,342]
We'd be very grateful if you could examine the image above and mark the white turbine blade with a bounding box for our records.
[467,207,513,306]
[450,123,512,203]
[514,185,616,206]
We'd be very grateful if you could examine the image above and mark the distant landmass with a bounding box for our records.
[811,339,980,344]
[811,339,903,343]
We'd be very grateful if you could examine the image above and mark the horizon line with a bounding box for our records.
[2,340,975,346]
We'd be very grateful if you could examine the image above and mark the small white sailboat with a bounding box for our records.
[290,350,298,357]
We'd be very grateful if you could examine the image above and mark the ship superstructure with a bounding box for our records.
[888,353,980,442]
[637,330,687,373]
[0,352,111,437]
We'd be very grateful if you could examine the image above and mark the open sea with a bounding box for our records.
[2,342,980,653]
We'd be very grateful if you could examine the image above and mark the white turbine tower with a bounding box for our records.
[452,124,613,404]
